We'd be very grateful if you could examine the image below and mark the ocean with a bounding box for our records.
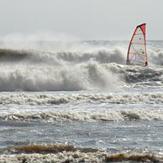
[0,40,163,162]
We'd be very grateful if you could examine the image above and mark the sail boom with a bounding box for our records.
[130,42,146,45]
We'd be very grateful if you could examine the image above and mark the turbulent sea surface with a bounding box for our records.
[0,40,163,162]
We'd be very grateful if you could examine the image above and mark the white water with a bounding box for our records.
[0,40,162,91]
[0,40,163,155]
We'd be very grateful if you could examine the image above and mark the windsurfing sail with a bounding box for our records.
[126,23,148,66]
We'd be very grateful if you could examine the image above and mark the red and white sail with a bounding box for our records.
[126,23,148,66]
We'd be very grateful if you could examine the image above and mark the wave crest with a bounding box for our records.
[0,41,162,91]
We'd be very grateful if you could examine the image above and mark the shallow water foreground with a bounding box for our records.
[0,119,163,162]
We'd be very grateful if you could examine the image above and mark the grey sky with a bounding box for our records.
[0,0,162,40]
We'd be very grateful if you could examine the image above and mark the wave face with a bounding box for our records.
[0,40,162,91]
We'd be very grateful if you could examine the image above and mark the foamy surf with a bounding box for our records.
[0,144,163,163]
[1,108,163,122]
[0,87,163,122]
[0,40,163,161]
[0,92,163,105]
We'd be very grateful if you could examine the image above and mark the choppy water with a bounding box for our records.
[0,40,163,162]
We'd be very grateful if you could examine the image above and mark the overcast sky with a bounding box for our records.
[0,0,162,40]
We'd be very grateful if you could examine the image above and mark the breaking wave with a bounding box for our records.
[0,41,162,91]
[0,47,126,64]
[0,92,163,105]
[1,109,163,122]
[0,62,121,91]
[1,92,163,122]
